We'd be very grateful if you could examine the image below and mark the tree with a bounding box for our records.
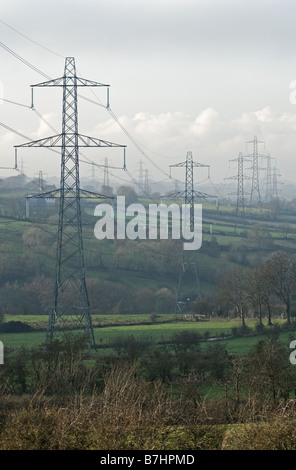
[246,331,296,403]
[245,265,274,327]
[247,223,273,250]
[116,185,138,205]
[261,251,296,324]
[100,184,113,197]
[218,267,249,327]
[245,268,265,326]
[254,264,274,326]
[171,330,201,353]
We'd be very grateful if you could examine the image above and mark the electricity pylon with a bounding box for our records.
[226,152,249,228]
[144,168,150,195]
[264,154,273,203]
[272,165,281,199]
[247,135,264,209]
[169,151,213,314]
[260,154,275,203]
[103,157,110,188]
[16,57,126,351]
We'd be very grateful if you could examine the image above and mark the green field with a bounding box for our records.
[1,314,294,356]
[1,189,296,357]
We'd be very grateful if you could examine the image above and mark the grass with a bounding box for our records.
[0,331,47,349]
[1,315,294,356]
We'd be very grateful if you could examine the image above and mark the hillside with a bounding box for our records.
[0,183,296,318]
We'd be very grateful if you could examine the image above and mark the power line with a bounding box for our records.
[2,98,31,108]
[0,38,174,183]
[76,79,182,181]
[0,18,65,59]
[0,36,184,189]
[0,41,51,79]
[0,120,32,141]
[108,107,171,179]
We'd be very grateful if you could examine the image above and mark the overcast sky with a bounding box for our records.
[0,0,295,193]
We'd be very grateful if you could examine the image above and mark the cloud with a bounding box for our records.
[31,112,58,139]
[190,108,220,137]
[89,106,296,182]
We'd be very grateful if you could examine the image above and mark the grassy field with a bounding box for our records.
[1,314,294,356]
[1,194,296,356]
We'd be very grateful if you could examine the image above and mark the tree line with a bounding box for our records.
[216,250,296,327]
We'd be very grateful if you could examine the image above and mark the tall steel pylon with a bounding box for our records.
[247,135,264,209]
[144,168,150,195]
[262,154,273,203]
[16,57,126,351]
[272,165,280,199]
[169,151,212,314]
[235,153,245,217]
[103,157,110,188]
[226,152,249,227]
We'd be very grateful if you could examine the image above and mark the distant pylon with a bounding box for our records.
[144,168,150,195]
[236,153,245,217]
[15,57,126,351]
[104,157,110,188]
[169,151,213,314]
[247,135,264,208]
[263,154,273,203]
[38,170,43,193]
[272,165,280,199]
[32,170,44,193]
[226,152,247,225]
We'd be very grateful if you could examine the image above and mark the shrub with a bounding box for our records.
[0,321,33,333]
[222,420,296,450]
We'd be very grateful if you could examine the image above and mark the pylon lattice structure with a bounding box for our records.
[272,165,280,199]
[234,153,245,219]
[103,157,110,188]
[169,151,212,314]
[16,57,126,351]
[262,154,273,203]
[226,152,249,227]
[247,135,264,209]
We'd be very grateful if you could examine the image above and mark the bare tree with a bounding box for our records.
[261,251,296,324]
[245,265,274,327]
[218,267,249,327]
[254,264,274,326]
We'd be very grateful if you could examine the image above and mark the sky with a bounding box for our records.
[0,0,295,195]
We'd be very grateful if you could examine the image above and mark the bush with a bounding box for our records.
[222,420,296,450]
[0,321,33,333]
[0,401,99,450]
[231,325,252,337]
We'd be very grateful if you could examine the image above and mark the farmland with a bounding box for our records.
[1,185,296,355]
[1,182,296,450]
[1,312,296,356]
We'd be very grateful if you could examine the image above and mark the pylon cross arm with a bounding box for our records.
[15,133,126,149]
[31,77,110,88]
